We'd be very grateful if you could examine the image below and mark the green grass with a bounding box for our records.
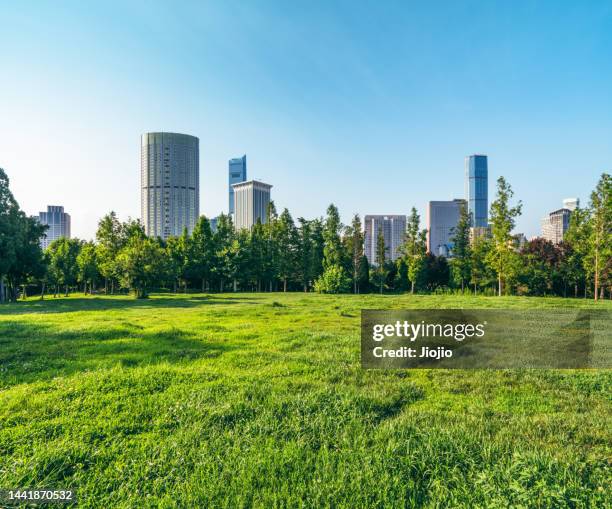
[0,293,610,508]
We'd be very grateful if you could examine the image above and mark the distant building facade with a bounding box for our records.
[141,132,199,239]
[228,155,247,217]
[465,154,488,227]
[364,215,406,266]
[426,200,465,257]
[541,208,572,244]
[39,205,71,249]
[469,226,492,244]
[232,180,272,230]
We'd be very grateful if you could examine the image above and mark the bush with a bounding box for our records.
[314,265,351,294]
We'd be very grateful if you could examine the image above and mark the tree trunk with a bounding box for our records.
[304,283,308,292]
[111,280,114,295]
[0,279,4,303]
[64,284,69,297]
[233,279,237,292]
[498,274,502,297]
[411,281,414,294]
[220,280,224,292]
[40,282,45,300]
[594,249,599,301]
[283,279,287,292]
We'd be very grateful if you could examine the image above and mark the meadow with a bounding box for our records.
[0,293,610,508]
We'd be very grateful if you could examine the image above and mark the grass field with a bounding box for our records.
[0,293,610,508]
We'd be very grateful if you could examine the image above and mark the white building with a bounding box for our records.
[38,205,71,249]
[541,208,572,244]
[141,132,199,239]
[426,200,465,257]
[232,180,272,230]
[563,197,580,211]
[364,215,406,266]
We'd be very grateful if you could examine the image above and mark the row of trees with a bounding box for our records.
[0,167,610,301]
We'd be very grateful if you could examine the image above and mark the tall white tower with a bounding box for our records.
[141,132,199,239]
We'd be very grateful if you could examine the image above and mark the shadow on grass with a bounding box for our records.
[0,294,257,315]
[0,319,241,388]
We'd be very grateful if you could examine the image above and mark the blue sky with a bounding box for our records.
[1,1,611,239]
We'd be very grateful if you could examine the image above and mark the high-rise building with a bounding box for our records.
[465,155,488,227]
[38,205,71,249]
[232,180,272,230]
[228,155,247,216]
[426,200,465,257]
[364,215,406,266]
[541,208,572,244]
[141,132,199,239]
[563,197,580,211]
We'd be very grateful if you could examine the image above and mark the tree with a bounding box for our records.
[589,173,611,301]
[47,238,83,296]
[373,230,387,294]
[95,212,122,294]
[117,236,165,298]
[487,176,522,296]
[315,204,349,293]
[212,214,234,292]
[188,216,215,292]
[564,206,591,297]
[313,264,350,294]
[450,202,472,291]
[276,209,299,291]
[344,214,364,293]
[424,254,450,292]
[470,237,494,294]
[77,241,100,294]
[519,238,559,296]
[401,207,427,294]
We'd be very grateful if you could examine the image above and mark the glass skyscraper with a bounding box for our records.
[465,155,488,227]
[228,155,247,216]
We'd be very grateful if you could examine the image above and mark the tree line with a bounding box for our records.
[0,167,610,301]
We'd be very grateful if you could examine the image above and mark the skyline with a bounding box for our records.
[2,1,611,239]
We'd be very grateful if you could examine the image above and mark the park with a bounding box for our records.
[1,292,610,507]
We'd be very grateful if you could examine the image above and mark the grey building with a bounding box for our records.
[541,208,572,244]
[39,205,71,249]
[141,132,199,239]
[232,180,272,230]
[228,155,247,216]
[364,215,406,266]
[465,154,488,227]
[426,200,465,257]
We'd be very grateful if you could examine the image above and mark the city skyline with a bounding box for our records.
[2,2,611,239]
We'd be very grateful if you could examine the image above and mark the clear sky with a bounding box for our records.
[1,1,611,239]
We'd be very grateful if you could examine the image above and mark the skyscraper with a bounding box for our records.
[141,132,199,239]
[426,200,465,257]
[541,207,572,244]
[38,205,71,249]
[364,215,406,266]
[232,180,272,230]
[465,155,488,227]
[228,155,247,216]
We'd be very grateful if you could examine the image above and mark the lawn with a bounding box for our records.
[0,293,610,508]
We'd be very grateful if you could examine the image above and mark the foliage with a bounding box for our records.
[314,264,351,294]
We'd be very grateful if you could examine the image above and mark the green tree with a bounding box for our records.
[77,241,100,294]
[47,238,83,296]
[315,204,349,293]
[276,208,299,291]
[212,214,234,292]
[487,176,522,296]
[401,207,427,294]
[470,237,494,294]
[117,236,165,298]
[588,173,611,300]
[373,230,387,294]
[450,203,472,291]
[313,264,350,294]
[95,212,122,294]
[344,214,364,293]
[188,216,215,292]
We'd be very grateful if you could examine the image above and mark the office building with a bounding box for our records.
[38,206,71,249]
[469,226,492,244]
[541,208,572,244]
[228,155,247,216]
[563,197,580,211]
[364,215,406,266]
[233,180,272,230]
[426,200,466,257]
[141,132,199,239]
[465,154,488,227]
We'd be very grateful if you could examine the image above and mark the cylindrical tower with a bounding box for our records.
[141,132,199,239]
